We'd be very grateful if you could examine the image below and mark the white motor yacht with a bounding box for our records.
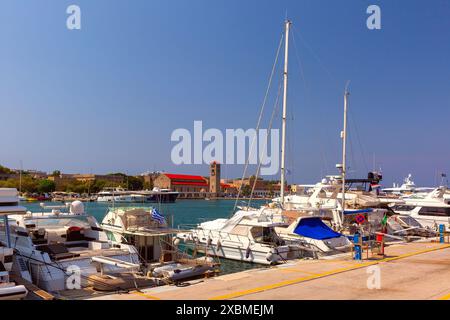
[176,208,305,265]
[0,199,143,294]
[102,207,219,281]
[96,187,135,203]
[274,216,352,256]
[390,187,450,231]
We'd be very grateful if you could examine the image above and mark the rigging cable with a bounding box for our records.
[232,32,284,213]
[247,79,283,208]
[291,26,337,181]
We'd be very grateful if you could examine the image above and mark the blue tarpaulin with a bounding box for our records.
[293,217,343,240]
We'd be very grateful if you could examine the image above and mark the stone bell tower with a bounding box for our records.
[209,161,221,197]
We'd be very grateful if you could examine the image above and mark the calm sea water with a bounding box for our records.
[22,199,269,275]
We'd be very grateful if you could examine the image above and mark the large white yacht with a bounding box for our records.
[390,187,450,231]
[0,199,145,294]
[97,187,179,203]
[96,187,137,203]
[0,188,28,300]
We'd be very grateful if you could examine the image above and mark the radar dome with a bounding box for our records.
[70,201,85,215]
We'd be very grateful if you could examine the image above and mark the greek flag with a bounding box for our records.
[151,208,166,224]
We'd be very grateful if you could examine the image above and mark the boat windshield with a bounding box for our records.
[397,215,422,227]
[23,216,91,229]
[250,226,283,245]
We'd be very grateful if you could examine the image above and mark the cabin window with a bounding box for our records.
[393,205,416,211]
[251,227,275,243]
[230,225,249,236]
[418,207,450,217]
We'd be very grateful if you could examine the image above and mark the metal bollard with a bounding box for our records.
[439,224,445,243]
[354,233,362,260]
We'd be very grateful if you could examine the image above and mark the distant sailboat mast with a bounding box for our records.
[19,160,23,194]
[280,20,291,204]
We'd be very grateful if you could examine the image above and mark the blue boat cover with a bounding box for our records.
[293,217,343,240]
[343,208,374,215]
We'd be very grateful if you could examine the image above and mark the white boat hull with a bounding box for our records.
[0,284,28,300]
[178,235,302,265]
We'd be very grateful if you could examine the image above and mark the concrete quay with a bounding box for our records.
[89,241,450,300]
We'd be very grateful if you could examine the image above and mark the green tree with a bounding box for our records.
[65,180,87,194]
[1,176,39,193]
[241,185,252,197]
[37,179,56,193]
[143,180,153,190]
[51,170,61,177]
[90,180,107,193]
[127,176,144,191]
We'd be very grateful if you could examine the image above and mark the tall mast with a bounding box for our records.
[280,20,291,204]
[341,84,350,223]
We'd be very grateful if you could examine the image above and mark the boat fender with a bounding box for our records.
[245,246,251,259]
[266,252,274,262]
[173,237,181,246]
[207,238,212,246]
[216,240,222,250]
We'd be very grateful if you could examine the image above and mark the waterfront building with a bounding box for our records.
[209,161,221,197]
[153,173,209,199]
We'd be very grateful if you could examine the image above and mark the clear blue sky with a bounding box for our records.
[1,0,449,187]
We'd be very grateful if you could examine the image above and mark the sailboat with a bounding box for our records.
[177,20,348,264]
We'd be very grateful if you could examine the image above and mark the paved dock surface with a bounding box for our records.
[89,242,450,300]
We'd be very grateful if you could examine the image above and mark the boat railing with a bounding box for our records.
[177,223,198,230]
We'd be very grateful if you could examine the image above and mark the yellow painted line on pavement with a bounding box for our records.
[133,291,161,300]
[279,268,320,275]
[210,244,450,300]
[438,293,450,300]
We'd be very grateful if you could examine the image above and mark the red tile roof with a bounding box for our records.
[172,181,208,186]
[164,173,208,186]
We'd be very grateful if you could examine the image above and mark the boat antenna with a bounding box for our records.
[340,81,350,225]
[280,19,291,204]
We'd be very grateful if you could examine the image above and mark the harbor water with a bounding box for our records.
[22,199,269,275]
